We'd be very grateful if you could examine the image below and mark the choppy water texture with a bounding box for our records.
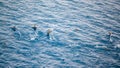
[0,0,120,68]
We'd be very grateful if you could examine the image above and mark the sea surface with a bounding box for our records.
[0,0,120,68]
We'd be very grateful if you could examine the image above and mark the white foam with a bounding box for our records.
[95,45,108,49]
[114,44,120,48]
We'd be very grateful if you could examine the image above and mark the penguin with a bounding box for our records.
[11,26,16,31]
[32,24,37,31]
[47,29,52,39]
[108,32,112,42]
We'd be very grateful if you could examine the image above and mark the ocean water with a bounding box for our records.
[0,0,120,68]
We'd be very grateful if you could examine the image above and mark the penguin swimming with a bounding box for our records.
[11,26,16,31]
[47,29,52,39]
[32,24,37,31]
[30,24,38,40]
[109,32,112,36]
[10,26,21,39]
[108,32,112,42]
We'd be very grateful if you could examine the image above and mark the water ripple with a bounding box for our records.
[0,0,120,68]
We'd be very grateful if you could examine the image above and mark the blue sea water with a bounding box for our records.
[0,0,120,68]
